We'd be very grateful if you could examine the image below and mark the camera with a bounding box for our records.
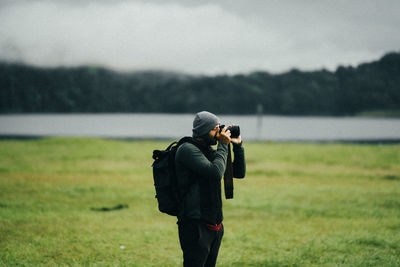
[219,125,240,138]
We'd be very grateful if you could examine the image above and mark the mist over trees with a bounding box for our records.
[0,52,399,115]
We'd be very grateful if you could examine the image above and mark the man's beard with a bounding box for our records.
[203,132,218,146]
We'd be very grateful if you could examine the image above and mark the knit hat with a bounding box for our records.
[192,111,220,138]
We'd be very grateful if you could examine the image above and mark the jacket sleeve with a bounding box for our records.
[232,142,246,178]
[176,142,228,180]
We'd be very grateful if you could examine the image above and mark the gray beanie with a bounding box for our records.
[192,111,220,138]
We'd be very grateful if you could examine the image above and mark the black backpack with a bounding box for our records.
[151,137,199,216]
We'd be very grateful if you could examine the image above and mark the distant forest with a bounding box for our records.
[1,52,399,115]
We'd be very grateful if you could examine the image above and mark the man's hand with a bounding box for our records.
[231,135,242,145]
[217,126,231,144]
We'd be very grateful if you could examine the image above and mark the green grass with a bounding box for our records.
[1,138,399,266]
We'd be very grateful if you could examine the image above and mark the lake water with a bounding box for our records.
[1,113,400,142]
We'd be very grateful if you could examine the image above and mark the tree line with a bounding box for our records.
[0,52,399,115]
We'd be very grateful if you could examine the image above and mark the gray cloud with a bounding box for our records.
[0,0,399,74]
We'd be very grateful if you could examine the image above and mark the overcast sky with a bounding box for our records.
[0,0,399,75]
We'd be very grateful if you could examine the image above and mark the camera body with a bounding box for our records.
[219,125,240,138]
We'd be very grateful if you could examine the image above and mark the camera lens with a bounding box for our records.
[227,125,240,138]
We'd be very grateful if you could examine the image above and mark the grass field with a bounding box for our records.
[0,138,399,266]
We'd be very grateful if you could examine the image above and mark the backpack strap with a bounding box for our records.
[166,141,178,150]
[177,136,196,147]
[152,141,178,161]
[177,136,211,156]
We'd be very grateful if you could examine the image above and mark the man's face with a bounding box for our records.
[207,124,220,146]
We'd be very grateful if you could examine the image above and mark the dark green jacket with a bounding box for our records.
[175,139,246,224]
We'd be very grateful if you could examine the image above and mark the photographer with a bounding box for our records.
[175,111,246,267]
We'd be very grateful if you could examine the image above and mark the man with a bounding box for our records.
[175,111,246,267]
